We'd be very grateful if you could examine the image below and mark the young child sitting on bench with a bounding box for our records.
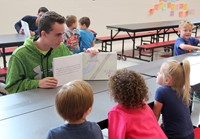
[108,69,167,139]
[153,60,194,139]
[46,80,103,139]
[174,20,200,56]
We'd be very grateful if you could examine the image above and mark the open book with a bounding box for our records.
[53,52,117,86]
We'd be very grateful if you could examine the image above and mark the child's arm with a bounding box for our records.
[153,100,163,121]
[179,44,200,51]
[108,111,126,139]
[91,40,95,47]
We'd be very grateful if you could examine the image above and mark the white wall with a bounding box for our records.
[0,0,199,36]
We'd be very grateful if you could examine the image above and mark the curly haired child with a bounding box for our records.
[108,69,167,139]
[153,60,194,139]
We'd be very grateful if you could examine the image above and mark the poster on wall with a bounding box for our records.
[148,0,195,18]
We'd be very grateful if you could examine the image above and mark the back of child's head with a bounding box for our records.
[79,17,90,28]
[65,15,77,27]
[55,80,94,122]
[38,7,49,14]
[161,59,190,104]
[179,20,194,29]
[108,69,149,109]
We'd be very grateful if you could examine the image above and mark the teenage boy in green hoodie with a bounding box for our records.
[5,11,73,94]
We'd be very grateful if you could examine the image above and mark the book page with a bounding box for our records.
[53,54,83,86]
[83,52,117,80]
[21,20,31,37]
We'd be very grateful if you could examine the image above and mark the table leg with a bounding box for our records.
[2,48,7,68]
[110,30,113,52]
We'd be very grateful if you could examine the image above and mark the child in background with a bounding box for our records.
[153,60,194,139]
[108,69,167,139]
[15,7,49,36]
[79,17,95,52]
[64,15,80,54]
[174,20,200,56]
[46,80,103,139]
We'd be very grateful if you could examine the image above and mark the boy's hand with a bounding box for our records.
[39,77,58,89]
[84,48,99,56]
[30,31,35,36]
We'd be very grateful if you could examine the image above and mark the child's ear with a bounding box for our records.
[85,107,92,116]
[164,75,172,85]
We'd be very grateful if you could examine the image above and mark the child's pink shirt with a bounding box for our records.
[108,103,167,139]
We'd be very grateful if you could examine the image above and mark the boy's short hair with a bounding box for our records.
[179,20,194,29]
[108,69,149,109]
[56,80,94,122]
[66,15,77,27]
[38,11,65,36]
[38,7,49,14]
[79,17,90,28]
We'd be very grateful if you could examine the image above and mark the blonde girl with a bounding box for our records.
[153,59,194,139]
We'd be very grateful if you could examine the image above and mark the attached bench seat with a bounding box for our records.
[96,28,179,53]
[2,47,17,55]
[154,28,179,41]
[137,40,176,61]
[96,28,178,43]
[96,31,157,52]
[0,67,8,81]
[0,47,16,80]
[159,28,179,34]
[0,67,8,77]
[96,31,156,41]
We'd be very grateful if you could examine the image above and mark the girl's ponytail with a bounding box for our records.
[182,59,191,105]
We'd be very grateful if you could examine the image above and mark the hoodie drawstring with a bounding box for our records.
[41,48,53,78]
